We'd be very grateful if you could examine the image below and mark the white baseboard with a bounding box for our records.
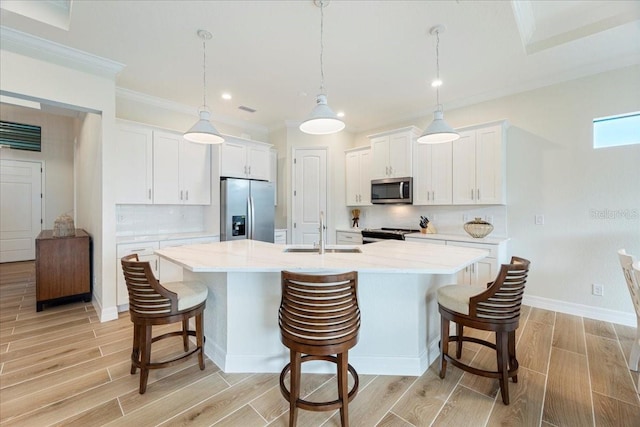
[523,295,636,327]
[92,299,118,323]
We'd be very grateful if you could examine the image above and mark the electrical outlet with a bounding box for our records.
[485,215,493,224]
[535,214,544,225]
[592,283,604,296]
[463,214,470,222]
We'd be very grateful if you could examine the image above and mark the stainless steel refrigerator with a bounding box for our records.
[220,178,275,243]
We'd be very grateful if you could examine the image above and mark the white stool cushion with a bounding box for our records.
[437,284,486,315]
[163,280,208,311]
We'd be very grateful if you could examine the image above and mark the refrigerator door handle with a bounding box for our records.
[249,196,255,239]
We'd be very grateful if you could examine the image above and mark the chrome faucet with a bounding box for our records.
[319,211,326,254]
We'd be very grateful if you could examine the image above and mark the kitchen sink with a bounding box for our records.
[283,247,362,254]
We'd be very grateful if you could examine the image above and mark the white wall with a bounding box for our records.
[354,65,640,321]
[0,104,75,228]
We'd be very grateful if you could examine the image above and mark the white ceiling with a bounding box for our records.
[1,0,639,132]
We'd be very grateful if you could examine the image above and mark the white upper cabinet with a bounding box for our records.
[345,147,372,206]
[369,127,419,179]
[220,138,270,181]
[452,122,507,205]
[153,130,211,205]
[413,141,452,205]
[114,123,153,204]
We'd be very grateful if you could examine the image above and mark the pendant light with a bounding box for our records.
[299,0,345,135]
[417,25,459,144]
[184,29,224,144]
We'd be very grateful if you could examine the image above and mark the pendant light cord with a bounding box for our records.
[435,29,441,111]
[319,0,325,94]
[202,37,207,108]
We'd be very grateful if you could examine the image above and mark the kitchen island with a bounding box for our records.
[155,239,488,376]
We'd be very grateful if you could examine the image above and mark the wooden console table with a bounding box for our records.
[35,229,92,311]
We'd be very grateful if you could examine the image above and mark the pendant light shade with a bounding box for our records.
[300,0,344,135]
[418,109,459,144]
[418,25,459,144]
[184,108,224,144]
[184,29,224,144]
[299,94,345,135]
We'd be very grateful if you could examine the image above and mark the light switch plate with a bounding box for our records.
[535,214,544,225]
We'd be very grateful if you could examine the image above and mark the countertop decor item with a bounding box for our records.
[53,213,75,237]
[419,216,436,234]
[351,209,360,228]
[464,217,494,238]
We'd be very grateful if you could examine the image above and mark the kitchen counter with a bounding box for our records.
[156,239,488,376]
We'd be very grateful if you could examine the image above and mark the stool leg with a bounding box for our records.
[456,323,464,359]
[196,312,205,370]
[289,350,301,427]
[508,330,518,383]
[139,324,152,394]
[440,315,449,378]
[131,323,140,374]
[496,331,509,405]
[182,318,189,352]
[337,352,349,427]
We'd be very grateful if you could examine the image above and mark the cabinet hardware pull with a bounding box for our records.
[186,190,189,200]
[180,190,183,200]
[471,189,474,199]
[148,189,151,200]
[432,191,435,200]
[477,189,480,200]
[248,166,251,175]
[389,166,393,175]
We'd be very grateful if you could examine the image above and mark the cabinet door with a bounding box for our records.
[180,140,211,205]
[412,143,430,205]
[388,132,412,177]
[370,136,390,179]
[452,130,476,204]
[359,149,372,205]
[114,125,153,204]
[430,141,452,204]
[153,131,182,204]
[247,144,270,180]
[345,152,360,205]
[475,125,504,204]
[220,140,248,178]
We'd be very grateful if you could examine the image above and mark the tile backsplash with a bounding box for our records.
[347,204,507,237]
[116,205,205,236]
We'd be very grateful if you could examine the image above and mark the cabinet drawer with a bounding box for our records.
[445,240,497,258]
[336,231,363,245]
[117,241,159,258]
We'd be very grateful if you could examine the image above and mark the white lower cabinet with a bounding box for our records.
[405,236,507,285]
[116,236,219,308]
[274,229,287,245]
[336,230,363,245]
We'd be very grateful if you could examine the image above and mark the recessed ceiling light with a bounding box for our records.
[431,79,443,88]
[221,93,232,100]
[336,111,345,118]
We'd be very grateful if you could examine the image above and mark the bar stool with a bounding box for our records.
[437,256,530,405]
[121,254,207,394]
[279,271,361,427]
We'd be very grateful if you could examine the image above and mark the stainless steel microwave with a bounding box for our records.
[371,177,413,204]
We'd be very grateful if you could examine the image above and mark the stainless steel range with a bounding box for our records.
[361,227,420,244]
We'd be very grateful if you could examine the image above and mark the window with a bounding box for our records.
[593,112,639,149]
[0,121,42,152]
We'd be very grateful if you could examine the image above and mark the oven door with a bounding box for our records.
[371,177,412,204]
[362,236,388,244]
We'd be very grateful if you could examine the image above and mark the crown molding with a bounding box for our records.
[116,87,268,135]
[0,26,125,78]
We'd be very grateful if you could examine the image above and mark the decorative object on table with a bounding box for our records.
[351,209,360,228]
[419,216,437,234]
[464,217,494,238]
[53,213,75,237]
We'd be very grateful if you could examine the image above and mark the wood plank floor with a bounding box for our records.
[1,261,639,426]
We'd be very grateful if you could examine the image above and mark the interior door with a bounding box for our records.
[0,159,42,262]
[292,148,327,245]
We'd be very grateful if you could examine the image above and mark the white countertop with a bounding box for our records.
[405,232,509,245]
[155,239,488,274]
[116,232,219,245]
